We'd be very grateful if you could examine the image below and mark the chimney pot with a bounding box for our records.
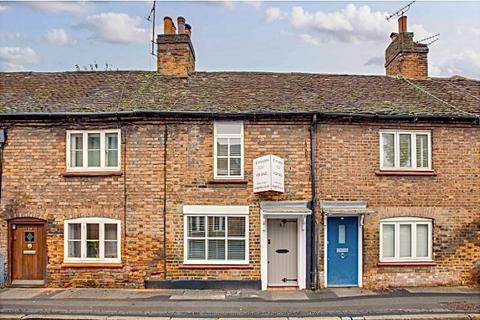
[185,24,192,37]
[163,16,176,35]
[177,17,186,34]
[398,15,407,33]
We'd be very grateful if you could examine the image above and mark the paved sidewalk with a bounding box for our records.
[0,287,478,319]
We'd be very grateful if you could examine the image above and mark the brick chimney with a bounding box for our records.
[157,16,195,77]
[385,16,429,80]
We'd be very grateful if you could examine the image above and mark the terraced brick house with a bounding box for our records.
[0,16,479,290]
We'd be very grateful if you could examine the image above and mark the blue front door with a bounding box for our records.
[327,216,358,286]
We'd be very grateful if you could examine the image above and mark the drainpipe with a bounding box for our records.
[309,115,317,289]
[0,129,6,202]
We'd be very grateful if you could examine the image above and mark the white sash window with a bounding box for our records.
[64,217,121,263]
[380,217,433,262]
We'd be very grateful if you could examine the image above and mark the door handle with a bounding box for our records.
[276,249,289,254]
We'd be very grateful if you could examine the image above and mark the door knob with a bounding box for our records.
[340,253,345,259]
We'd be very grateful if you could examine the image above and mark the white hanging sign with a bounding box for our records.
[253,155,284,193]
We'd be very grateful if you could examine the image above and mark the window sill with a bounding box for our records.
[179,264,253,269]
[377,261,436,267]
[207,179,248,185]
[62,171,123,177]
[62,263,123,268]
[375,170,437,176]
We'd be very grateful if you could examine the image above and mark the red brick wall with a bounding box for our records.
[0,119,312,287]
[315,122,480,288]
[163,120,311,280]
[0,123,167,287]
[0,119,477,288]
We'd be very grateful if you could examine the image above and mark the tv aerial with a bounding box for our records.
[146,1,157,56]
[417,33,440,46]
[386,0,416,21]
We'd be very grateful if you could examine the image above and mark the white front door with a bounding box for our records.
[267,219,298,286]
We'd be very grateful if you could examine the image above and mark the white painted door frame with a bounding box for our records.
[323,213,364,288]
[260,211,308,290]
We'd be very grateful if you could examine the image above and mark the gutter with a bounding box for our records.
[0,111,479,123]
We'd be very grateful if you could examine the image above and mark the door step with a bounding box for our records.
[11,280,45,287]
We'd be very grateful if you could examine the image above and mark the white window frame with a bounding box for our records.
[66,129,121,172]
[213,121,244,179]
[379,217,433,262]
[379,130,432,171]
[183,205,249,265]
[64,217,121,263]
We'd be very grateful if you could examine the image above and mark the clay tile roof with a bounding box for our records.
[0,71,479,118]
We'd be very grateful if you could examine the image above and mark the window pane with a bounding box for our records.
[228,217,245,237]
[68,223,81,240]
[382,133,395,167]
[68,241,81,258]
[230,138,241,157]
[208,216,225,237]
[188,216,205,237]
[87,241,99,258]
[87,224,99,240]
[105,224,117,240]
[228,240,245,260]
[88,133,101,167]
[216,138,228,157]
[399,134,412,168]
[188,239,205,260]
[416,134,429,168]
[70,134,83,167]
[399,224,412,257]
[416,224,429,257]
[382,224,395,258]
[106,150,118,167]
[216,122,242,135]
[106,133,118,150]
[105,241,118,258]
[229,158,241,176]
[338,224,346,244]
[208,239,225,260]
[217,158,228,176]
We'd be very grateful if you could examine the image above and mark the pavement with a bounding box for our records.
[0,287,478,319]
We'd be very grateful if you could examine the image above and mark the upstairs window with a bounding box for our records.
[380,217,433,262]
[214,122,244,179]
[64,217,121,263]
[380,130,431,170]
[67,130,121,171]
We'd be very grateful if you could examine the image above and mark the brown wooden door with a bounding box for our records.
[12,224,46,281]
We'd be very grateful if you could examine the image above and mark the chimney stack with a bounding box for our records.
[385,16,429,80]
[157,16,195,77]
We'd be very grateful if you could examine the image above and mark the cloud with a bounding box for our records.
[290,4,394,44]
[411,24,434,42]
[0,4,9,12]
[299,33,321,47]
[0,32,27,41]
[15,1,91,15]
[364,56,384,66]
[265,7,286,24]
[432,50,480,79]
[0,46,40,71]
[44,28,74,46]
[266,4,435,46]
[246,1,262,9]
[79,13,149,45]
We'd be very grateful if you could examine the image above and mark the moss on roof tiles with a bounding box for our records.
[0,71,479,116]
